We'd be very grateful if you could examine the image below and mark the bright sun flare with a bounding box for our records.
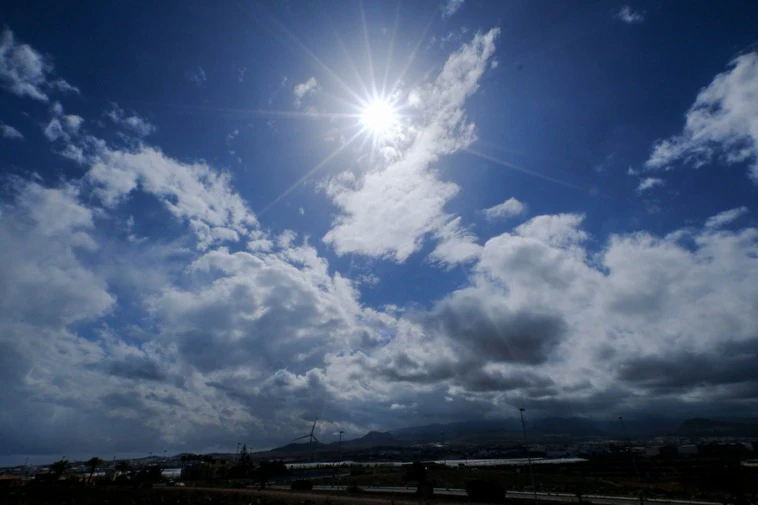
[360,99,397,137]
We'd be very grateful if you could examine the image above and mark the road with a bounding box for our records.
[270,484,720,505]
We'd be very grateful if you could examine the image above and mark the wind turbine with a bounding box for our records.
[293,418,320,461]
[294,418,320,444]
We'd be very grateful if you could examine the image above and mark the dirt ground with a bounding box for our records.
[0,485,550,505]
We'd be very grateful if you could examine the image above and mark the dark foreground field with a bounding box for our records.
[0,486,548,505]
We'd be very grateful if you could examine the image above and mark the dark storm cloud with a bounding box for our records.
[108,356,168,382]
[618,340,758,395]
[429,293,567,365]
[460,368,556,393]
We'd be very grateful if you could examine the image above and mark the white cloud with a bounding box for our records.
[704,206,749,229]
[0,28,77,101]
[43,111,84,142]
[616,6,645,24]
[293,77,318,107]
[484,197,526,220]
[430,217,482,266]
[637,177,664,192]
[646,52,758,183]
[185,66,207,86]
[86,146,257,249]
[514,213,587,249]
[225,129,239,145]
[105,103,156,137]
[324,29,500,262]
[442,0,465,18]
[0,123,23,140]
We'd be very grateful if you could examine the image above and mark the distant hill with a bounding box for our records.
[269,441,325,453]
[343,430,405,448]
[676,418,758,437]
[391,417,612,444]
[255,415,739,459]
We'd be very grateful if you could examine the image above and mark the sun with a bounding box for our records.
[360,98,398,137]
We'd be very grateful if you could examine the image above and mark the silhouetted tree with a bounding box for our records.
[86,457,104,483]
[116,460,131,477]
[50,459,70,480]
[255,460,289,489]
[405,461,433,498]
[230,445,254,479]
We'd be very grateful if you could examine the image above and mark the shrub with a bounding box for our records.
[465,480,506,503]
[290,480,313,491]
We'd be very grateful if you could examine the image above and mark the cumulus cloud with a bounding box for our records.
[704,206,748,229]
[86,146,257,249]
[646,52,758,182]
[637,177,664,192]
[429,217,482,266]
[293,77,318,107]
[3,120,758,462]
[0,28,78,101]
[324,29,500,262]
[484,197,526,220]
[0,122,23,140]
[442,0,465,18]
[616,6,645,24]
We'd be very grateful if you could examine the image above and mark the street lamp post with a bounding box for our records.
[519,408,538,505]
[619,417,644,505]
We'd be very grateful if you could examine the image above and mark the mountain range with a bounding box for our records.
[254,416,758,457]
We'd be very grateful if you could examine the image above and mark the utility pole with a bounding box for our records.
[619,416,644,505]
[519,408,538,505]
[338,430,344,459]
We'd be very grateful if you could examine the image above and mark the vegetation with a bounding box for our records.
[86,457,104,484]
[465,479,506,503]
[49,458,70,480]
[290,479,313,490]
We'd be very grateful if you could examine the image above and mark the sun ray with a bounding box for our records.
[381,0,402,97]
[129,100,359,120]
[464,148,602,196]
[359,0,378,99]
[257,4,365,106]
[321,2,373,101]
[388,6,438,99]
[258,129,364,216]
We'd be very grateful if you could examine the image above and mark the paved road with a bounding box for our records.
[270,484,719,505]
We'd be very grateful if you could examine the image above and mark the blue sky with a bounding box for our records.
[1,0,758,464]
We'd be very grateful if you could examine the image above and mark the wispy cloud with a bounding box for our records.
[484,197,526,220]
[105,103,155,137]
[646,52,758,182]
[637,177,664,192]
[442,0,465,18]
[293,76,318,107]
[0,122,23,140]
[616,6,645,24]
[704,206,748,229]
[185,65,207,86]
[0,28,78,101]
